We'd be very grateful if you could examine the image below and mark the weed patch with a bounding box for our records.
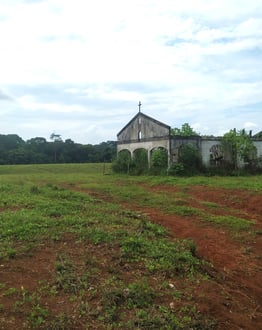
[1,164,258,329]
[55,254,89,294]
[121,233,201,278]
[204,215,254,231]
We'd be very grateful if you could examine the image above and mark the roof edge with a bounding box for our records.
[117,111,170,137]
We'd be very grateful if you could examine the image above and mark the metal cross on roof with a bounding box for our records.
[138,101,142,112]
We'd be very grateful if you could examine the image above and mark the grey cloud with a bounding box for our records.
[9,84,134,117]
[12,84,85,106]
[165,38,189,46]
[0,90,13,101]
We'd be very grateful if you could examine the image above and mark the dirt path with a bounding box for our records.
[4,182,257,329]
[135,207,261,330]
[139,185,261,330]
[84,184,262,330]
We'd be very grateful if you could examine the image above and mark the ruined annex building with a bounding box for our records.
[117,108,262,168]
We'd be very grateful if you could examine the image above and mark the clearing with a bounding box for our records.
[0,165,261,329]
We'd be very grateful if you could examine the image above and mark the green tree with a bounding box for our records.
[151,148,168,174]
[93,141,117,162]
[25,137,49,163]
[112,150,132,174]
[0,134,25,164]
[0,134,25,150]
[132,148,148,174]
[222,129,256,169]
[50,133,63,163]
[171,123,199,136]
[27,137,47,145]
[169,144,202,176]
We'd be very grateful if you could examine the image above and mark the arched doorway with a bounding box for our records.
[150,147,168,174]
[133,148,148,174]
[113,149,132,173]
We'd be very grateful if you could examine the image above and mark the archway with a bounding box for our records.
[113,149,132,173]
[133,148,148,174]
[178,143,202,173]
[150,147,168,173]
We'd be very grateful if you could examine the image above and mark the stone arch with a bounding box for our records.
[210,144,224,166]
[118,149,132,159]
[176,142,193,162]
[118,149,132,166]
[133,148,148,173]
[114,149,132,174]
[150,146,168,168]
[117,138,171,168]
[133,148,148,162]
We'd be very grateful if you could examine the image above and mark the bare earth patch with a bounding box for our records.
[125,184,262,330]
[86,183,261,330]
[0,184,261,329]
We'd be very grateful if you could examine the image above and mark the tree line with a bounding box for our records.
[1,125,261,173]
[0,134,117,165]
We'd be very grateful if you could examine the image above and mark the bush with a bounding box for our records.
[112,149,149,175]
[176,144,203,175]
[168,144,203,176]
[150,148,168,175]
[131,149,148,175]
[112,150,133,174]
[168,163,185,176]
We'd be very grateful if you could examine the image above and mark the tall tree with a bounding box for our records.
[171,123,199,136]
[222,129,256,169]
[151,148,168,174]
[178,144,202,174]
[50,133,63,163]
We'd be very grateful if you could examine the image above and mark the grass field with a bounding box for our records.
[0,164,261,329]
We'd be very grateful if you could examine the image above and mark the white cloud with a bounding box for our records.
[244,122,258,129]
[0,0,261,143]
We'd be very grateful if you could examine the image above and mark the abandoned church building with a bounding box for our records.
[116,107,262,168]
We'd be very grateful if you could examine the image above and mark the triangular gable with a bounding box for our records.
[117,112,171,142]
[117,112,170,138]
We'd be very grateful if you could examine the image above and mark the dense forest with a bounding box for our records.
[0,134,117,165]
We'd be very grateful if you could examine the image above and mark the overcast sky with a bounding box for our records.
[1,0,262,144]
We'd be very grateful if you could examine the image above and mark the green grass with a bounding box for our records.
[0,163,260,328]
[142,174,262,190]
[0,164,212,328]
[200,201,220,208]
[204,215,254,231]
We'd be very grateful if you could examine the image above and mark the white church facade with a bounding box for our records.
[117,110,262,168]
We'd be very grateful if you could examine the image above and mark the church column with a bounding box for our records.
[148,148,151,168]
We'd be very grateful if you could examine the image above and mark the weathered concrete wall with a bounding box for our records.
[200,138,222,166]
[117,137,170,165]
[117,113,170,142]
[117,111,262,168]
[170,136,201,162]
[254,140,262,158]
[117,138,170,154]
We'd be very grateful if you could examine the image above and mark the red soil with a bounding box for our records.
[125,184,262,330]
[0,184,261,329]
